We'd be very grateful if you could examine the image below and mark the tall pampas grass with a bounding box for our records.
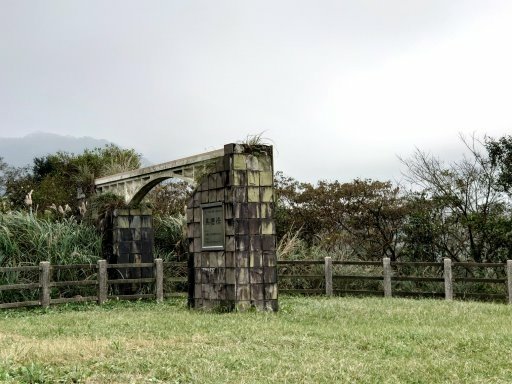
[154,214,187,261]
[0,211,101,267]
[0,211,102,303]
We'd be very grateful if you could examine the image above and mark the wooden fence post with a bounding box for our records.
[324,257,333,296]
[507,260,512,305]
[155,258,164,302]
[444,258,453,301]
[39,261,50,308]
[98,259,107,305]
[383,257,392,298]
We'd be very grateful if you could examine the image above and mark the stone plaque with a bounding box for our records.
[201,203,225,249]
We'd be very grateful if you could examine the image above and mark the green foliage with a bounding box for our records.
[154,214,188,261]
[0,157,8,193]
[240,132,268,146]
[192,159,218,184]
[142,181,192,261]
[401,136,512,263]
[238,132,273,155]
[1,165,35,211]
[276,135,512,264]
[84,193,126,224]
[275,172,408,260]
[144,181,192,218]
[82,193,128,265]
[486,134,512,193]
[93,144,141,177]
[399,193,440,261]
[0,212,101,303]
[0,211,100,267]
[1,144,141,214]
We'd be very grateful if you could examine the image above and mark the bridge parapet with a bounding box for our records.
[94,148,224,205]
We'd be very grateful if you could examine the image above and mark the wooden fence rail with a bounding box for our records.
[278,258,512,304]
[0,259,188,309]
[3,258,512,309]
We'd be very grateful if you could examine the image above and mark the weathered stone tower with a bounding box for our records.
[111,207,154,280]
[186,143,278,311]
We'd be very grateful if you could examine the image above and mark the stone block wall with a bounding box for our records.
[187,143,278,311]
[112,208,154,281]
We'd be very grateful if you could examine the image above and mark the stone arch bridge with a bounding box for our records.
[94,147,224,205]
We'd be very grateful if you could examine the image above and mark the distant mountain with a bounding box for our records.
[0,132,113,167]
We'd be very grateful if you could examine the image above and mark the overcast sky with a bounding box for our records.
[1,0,511,183]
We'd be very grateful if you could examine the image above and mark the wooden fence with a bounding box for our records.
[278,258,512,303]
[0,259,187,309]
[3,257,512,309]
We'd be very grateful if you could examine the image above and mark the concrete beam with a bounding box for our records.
[94,147,224,205]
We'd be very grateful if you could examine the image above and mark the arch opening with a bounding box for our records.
[128,175,194,207]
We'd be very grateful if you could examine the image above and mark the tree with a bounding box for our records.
[2,165,35,211]
[0,157,12,212]
[400,136,511,262]
[274,173,409,260]
[2,145,141,215]
[0,157,7,194]
[486,135,512,194]
[143,180,192,217]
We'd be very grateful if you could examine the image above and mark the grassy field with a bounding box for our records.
[1,296,512,383]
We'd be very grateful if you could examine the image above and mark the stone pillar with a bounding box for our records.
[187,143,278,311]
[112,208,154,288]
